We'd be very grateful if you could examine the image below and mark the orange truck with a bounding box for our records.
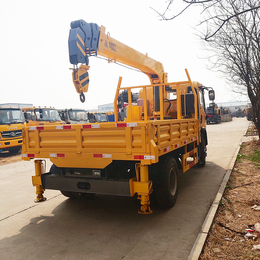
[0,107,25,153]
[22,20,215,214]
[22,107,63,126]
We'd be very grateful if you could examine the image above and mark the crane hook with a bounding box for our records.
[80,93,85,103]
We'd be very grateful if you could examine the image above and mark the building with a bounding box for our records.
[215,101,250,112]
[0,103,33,108]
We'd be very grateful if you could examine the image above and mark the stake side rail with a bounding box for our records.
[22,118,199,168]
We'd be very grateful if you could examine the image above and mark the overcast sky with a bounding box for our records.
[0,0,248,110]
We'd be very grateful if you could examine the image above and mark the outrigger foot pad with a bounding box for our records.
[138,205,153,215]
[34,196,47,203]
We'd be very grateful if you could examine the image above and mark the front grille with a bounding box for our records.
[1,130,22,139]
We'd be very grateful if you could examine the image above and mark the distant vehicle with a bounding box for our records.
[88,112,109,123]
[58,109,89,124]
[0,107,25,153]
[236,108,245,118]
[206,105,221,124]
[246,107,252,121]
[22,107,63,126]
[220,107,232,122]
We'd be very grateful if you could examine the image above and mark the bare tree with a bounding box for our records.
[200,0,260,136]
[155,0,260,136]
[155,0,260,40]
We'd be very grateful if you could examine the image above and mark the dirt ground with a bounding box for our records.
[0,151,22,165]
[200,123,260,259]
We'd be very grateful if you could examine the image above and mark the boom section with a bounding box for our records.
[68,19,164,83]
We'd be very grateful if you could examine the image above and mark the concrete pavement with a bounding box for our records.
[0,118,249,260]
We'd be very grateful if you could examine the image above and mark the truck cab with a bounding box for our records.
[22,107,63,126]
[93,112,109,123]
[0,107,25,153]
[58,108,89,124]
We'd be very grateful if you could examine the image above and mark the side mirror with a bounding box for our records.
[209,90,215,101]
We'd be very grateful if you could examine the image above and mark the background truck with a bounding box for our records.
[236,108,245,118]
[88,112,109,123]
[220,107,232,122]
[22,107,63,126]
[206,103,221,124]
[58,108,89,124]
[0,107,25,153]
[22,20,215,214]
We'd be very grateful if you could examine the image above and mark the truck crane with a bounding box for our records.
[22,20,215,214]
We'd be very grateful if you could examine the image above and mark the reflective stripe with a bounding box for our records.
[93,154,112,158]
[134,155,155,160]
[22,153,35,158]
[82,124,100,129]
[175,143,180,148]
[144,155,155,160]
[29,126,44,130]
[50,153,65,157]
[116,123,137,127]
[189,149,195,156]
[56,125,72,130]
[189,161,195,168]
[163,147,170,152]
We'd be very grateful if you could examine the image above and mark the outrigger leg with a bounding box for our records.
[32,160,47,203]
[138,165,153,215]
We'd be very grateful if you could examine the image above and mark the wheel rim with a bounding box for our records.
[169,167,177,196]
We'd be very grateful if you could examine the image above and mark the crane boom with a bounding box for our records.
[68,19,166,103]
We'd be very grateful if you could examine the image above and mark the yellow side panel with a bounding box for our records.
[82,128,126,148]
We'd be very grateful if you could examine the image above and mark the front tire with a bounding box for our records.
[198,138,206,167]
[154,156,179,208]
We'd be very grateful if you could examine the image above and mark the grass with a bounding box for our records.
[248,149,260,164]
[236,148,260,166]
[236,153,246,162]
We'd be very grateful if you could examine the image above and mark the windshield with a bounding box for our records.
[68,110,88,121]
[95,113,108,122]
[0,109,25,125]
[35,108,61,121]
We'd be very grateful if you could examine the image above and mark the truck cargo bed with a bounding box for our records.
[22,119,199,168]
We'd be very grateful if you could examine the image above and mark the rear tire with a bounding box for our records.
[154,156,179,208]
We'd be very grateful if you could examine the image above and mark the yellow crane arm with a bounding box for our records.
[97,25,164,83]
[68,19,165,102]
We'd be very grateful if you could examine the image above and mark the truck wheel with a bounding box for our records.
[155,156,179,208]
[198,138,206,167]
